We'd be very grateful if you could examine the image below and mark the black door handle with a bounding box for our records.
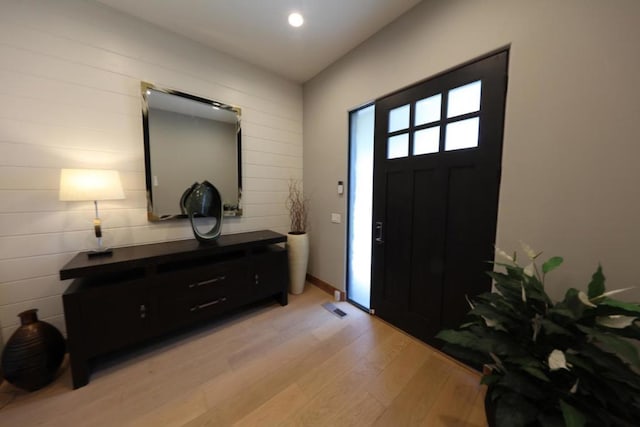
[375,222,384,244]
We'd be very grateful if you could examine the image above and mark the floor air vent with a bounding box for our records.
[322,303,347,318]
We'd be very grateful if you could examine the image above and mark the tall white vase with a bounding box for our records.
[287,232,309,295]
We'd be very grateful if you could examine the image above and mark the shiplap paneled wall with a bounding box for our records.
[0,0,303,347]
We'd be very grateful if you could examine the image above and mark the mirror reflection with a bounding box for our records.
[141,82,242,220]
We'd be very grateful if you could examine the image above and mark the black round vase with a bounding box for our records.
[1,309,66,391]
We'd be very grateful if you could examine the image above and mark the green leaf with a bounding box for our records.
[494,391,539,427]
[489,275,528,305]
[439,344,489,369]
[599,298,640,316]
[549,306,577,320]
[579,344,640,390]
[458,322,477,329]
[540,319,573,337]
[505,356,551,382]
[469,304,517,326]
[560,400,586,427]
[542,256,563,274]
[577,325,640,368]
[521,365,551,382]
[500,371,546,399]
[481,373,501,386]
[565,353,595,374]
[611,323,640,340]
[588,265,606,299]
[436,330,492,355]
[560,288,587,319]
[492,261,520,271]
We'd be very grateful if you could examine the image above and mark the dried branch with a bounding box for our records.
[286,180,308,233]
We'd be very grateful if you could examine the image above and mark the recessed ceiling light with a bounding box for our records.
[288,12,304,28]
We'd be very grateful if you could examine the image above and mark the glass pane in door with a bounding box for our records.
[445,117,480,151]
[388,104,410,132]
[447,80,482,118]
[413,127,440,155]
[415,94,441,125]
[387,134,409,159]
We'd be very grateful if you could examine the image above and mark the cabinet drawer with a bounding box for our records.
[156,259,249,329]
[161,291,232,326]
[157,259,249,296]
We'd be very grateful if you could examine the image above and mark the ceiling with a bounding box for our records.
[95,0,424,83]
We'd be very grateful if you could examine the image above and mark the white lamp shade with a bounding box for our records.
[59,169,125,201]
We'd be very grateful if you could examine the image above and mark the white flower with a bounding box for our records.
[483,316,497,327]
[578,291,597,308]
[520,241,540,260]
[596,315,637,329]
[465,295,475,309]
[591,287,635,301]
[548,349,570,371]
[523,263,535,277]
[570,379,579,394]
[495,247,514,263]
[489,352,506,372]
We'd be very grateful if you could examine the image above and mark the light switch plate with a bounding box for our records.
[331,213,341,223]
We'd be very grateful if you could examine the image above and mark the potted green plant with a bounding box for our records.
[436,244,640,427]
[286,179,308,294]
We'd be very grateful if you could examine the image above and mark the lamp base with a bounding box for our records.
[87,248,113,258]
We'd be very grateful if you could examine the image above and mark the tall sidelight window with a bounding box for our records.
[347,104,375,310]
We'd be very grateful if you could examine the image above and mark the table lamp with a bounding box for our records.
[59,168,125,257]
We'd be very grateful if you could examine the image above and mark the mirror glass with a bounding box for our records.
[141,82,242,220]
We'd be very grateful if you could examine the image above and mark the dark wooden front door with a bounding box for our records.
[371,51,508,344]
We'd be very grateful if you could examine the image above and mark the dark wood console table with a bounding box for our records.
[60,230,288,389]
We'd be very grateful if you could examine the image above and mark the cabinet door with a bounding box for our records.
[79,280,156,357]
[251,248,288,299]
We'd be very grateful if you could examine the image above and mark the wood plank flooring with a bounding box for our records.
[0,285,487,426]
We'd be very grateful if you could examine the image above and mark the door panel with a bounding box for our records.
[441,165,479,329]
[409,168,444,323]
[383,171,412,305]
[371,50,508,345]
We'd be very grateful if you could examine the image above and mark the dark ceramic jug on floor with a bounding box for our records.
[1,309,66,391]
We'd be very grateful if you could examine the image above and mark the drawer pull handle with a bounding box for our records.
[189,297,227,312]
[188,275,227,288]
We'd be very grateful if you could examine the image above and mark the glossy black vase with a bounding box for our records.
[1,309,66,391]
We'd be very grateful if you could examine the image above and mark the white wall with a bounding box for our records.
[0,0,302,345]
[304,0,640,302]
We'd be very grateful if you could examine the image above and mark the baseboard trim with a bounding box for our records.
[306,274,345,301]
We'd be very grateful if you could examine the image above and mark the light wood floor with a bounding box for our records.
[0,284,487,426]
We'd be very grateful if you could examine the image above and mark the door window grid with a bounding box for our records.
[386,80,482,159]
